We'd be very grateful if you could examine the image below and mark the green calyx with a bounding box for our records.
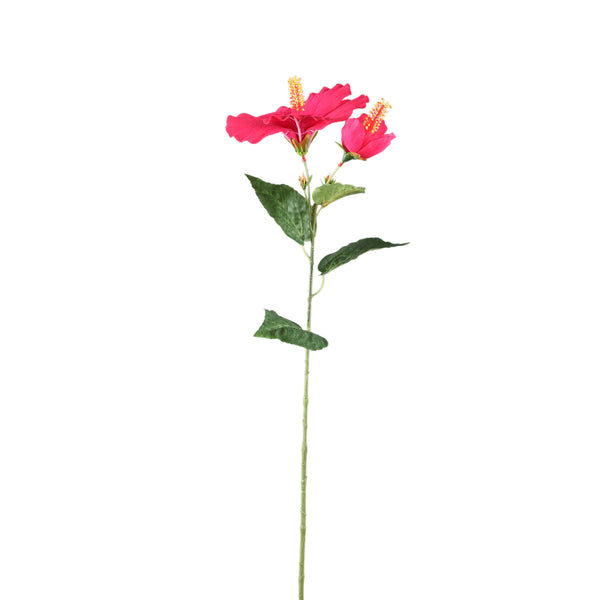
[291,131,318,156]
[342,151,362,163]
[335,142,362,163]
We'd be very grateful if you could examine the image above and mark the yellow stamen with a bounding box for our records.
[288,76,305,111]
[363,99,392,133]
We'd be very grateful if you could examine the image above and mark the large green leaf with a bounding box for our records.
[246,174,310,244]
[254,310,328,351]
[312,182,365,206]
[318,237,409,275]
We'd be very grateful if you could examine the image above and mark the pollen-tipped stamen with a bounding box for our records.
[288,76,305,111]
[363,99,392,133]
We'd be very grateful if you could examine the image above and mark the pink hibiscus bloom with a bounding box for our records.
[341,100,396,160]
[226,77,368,155]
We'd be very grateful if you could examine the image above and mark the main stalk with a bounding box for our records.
[299,158,317,600]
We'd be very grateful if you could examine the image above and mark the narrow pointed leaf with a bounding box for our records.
[312,182,365,206]
[246,174,310,244]
[254,310,328,351]
[318,237,409,275]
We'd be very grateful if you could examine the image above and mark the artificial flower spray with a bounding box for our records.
[226,77,408,599]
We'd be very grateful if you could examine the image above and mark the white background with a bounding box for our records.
[1,1,599,599]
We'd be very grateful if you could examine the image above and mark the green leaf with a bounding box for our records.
[246,174,310,244]
[312,182,365,206]
[254,310,328,351]
[318,237,409,275]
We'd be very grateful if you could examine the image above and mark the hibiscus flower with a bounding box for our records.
[340,99,396,160]
[226,77,368,155]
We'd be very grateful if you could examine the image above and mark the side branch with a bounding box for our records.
[311,274,325,298]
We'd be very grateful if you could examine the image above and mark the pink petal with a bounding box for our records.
[359,132,396,158]
[226,112,292,143]
[323,95,369,121]
[373,119,388,135]
[341,118,367,152]
[304,84,368,121]
[298,115,337,135]
[304,84,350,115]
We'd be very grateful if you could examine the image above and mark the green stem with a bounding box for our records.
[327,161,344,182]
[299,157,317,600]
[303,158,312,202]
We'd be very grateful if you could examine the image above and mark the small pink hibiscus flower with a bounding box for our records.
[226,77,368,155]
[341,99,396,160]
